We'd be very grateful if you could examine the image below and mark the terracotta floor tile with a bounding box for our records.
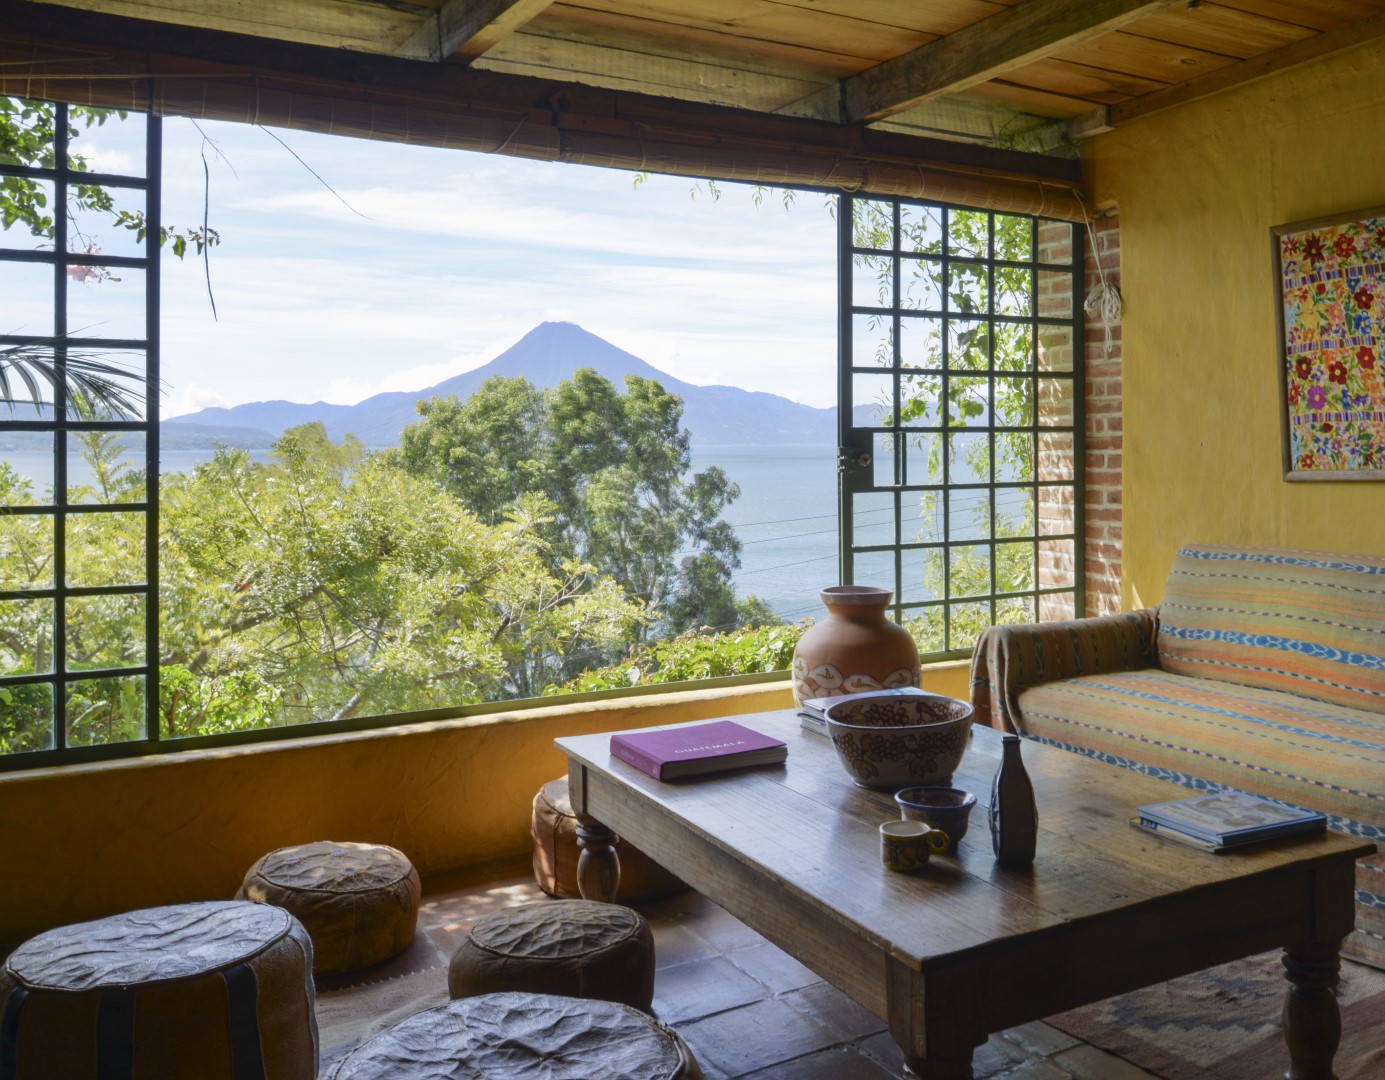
[738,1045,900,1079]
[653,954,769,1024]
[675,997,844,1076]
[723,941,821,995]
[780,981,886,1043]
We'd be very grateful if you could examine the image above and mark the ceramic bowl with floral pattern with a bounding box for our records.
[823,693,973,790]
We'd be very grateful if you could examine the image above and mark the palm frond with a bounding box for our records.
[0,340,146,419]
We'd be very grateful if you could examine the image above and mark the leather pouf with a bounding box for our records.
[325,991,705,1080]
[0,901,317,1080]
[532,775,686,902]
[448,899,655,1011]
[236,840,420,976]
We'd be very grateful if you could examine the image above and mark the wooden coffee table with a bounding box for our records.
[558,712,1373,1080]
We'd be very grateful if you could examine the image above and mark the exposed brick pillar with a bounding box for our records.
[1083,211,1123,617]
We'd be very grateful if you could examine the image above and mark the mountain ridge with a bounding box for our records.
[168,321,844,447]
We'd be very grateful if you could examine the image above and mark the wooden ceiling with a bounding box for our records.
[19,0,1385,152]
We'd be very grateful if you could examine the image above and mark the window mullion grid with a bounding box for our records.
[986,211,997,632]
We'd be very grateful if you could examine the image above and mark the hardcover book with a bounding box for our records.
[1131,791,1326,851]
[798,686,934,729]
[610,720,787,780]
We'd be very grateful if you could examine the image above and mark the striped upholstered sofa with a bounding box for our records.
[970,543,1385,969]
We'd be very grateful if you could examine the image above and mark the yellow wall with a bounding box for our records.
[1085,38,1385,609]
[0,662,970,952]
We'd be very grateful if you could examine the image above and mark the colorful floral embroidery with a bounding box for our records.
[1280,213,1385,472]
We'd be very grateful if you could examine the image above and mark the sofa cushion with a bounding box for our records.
[1157,544,1385,715]
[1015,668,1385,967]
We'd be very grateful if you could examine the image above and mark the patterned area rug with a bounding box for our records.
[1046,951,1385,1079]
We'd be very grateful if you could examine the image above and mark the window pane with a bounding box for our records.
[900,546,939,604]
[0,597,54,673]
[1038,484,1075,535]
[902,489,941,544]
[0,514,53,589]
[1039,537,1077,589]
[947,601,991,650]
[70,109,148,179]
[68,266,147,342]
[852,199,895,250]
[947,210,989,257]
[996,486,1035,534]
[853,313,893,367]
[69,183,147,259]
[1037,433,1075,482]
[995,541,1035,593]
[852,491,895,546]
[1038,377,1075,427]
[65,674,145,747]
[851,547,897,599]
[68,431,145,503]
[1036,220,1074,265]
[0,682,55,755]
[947,376,989,428]
[948,488,989,540]
[898,373,940,426]
[995,265,1032,317]
[899,204,943,254]
[947,320,989,371]
[948,544,991,598]
[948,432,990,483]
[898,316,942,370]
[994,322,1033,373]
[996,432,1034,482]
[0,260,55,340]
[902,432,942,487]
[66,511,146,586]
[1039,590,1077,623]
[993,216,1033,261]
[853,252,892,309]
[2,431,52,503]
[854,373,895,426]
[947,261,988,315]
[997,593,1036,625]
[994,377,1034,427]
[900,256,942,311]
[1038,324,1075,372]
[66,593,145,670]
[1037,269,1073,318]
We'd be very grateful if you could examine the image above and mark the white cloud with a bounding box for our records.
[163,383,229,418]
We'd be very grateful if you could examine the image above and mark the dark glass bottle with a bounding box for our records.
[990,734,1038,866]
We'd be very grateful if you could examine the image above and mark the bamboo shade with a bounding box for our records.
[0,35,1087,222]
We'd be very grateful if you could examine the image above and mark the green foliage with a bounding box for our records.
[0,96,218,257]
[397,369,746,643]
[547,620,807,695]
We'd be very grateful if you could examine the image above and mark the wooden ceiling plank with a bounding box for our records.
[1125,3,1318,59]
[476,30,826,112]
[1212,0,1385,34]
[1110,7,1385,124]
[30,0,431,52]
[997,56,1169,103]
[397,0,556,61]
[836,0,1187,124]
[1052,28,1242,80]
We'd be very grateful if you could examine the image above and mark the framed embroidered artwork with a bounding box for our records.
[1272,206,1385,480]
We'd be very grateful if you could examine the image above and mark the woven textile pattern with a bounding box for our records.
[1157,545,1385,715]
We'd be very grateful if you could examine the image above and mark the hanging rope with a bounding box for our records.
[1076,192,1122,357]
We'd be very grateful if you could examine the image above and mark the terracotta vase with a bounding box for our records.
[791,586,920,706]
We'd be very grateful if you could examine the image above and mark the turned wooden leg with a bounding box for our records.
[575,815,621,902]
[1281,939,1342,1080]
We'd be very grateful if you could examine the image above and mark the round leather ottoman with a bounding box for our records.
[236,840,421,976]
[0,901,317,1080]
[448,899,655,1011]
[325,992,705,1079]
[532,775,686,902]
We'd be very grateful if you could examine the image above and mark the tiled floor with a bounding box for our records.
[321,861,1160,1079]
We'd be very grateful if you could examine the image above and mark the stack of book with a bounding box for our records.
[797,686,934,736]
[1129,791,1327,852]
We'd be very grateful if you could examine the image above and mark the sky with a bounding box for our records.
[62,114,841,418]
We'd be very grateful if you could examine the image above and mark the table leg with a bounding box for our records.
[902,1050,974,1080]
[1281,939,1342,1080]
[575,816,622,903]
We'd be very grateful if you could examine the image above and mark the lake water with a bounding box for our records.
[2,443,845,620]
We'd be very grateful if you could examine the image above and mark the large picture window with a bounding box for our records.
[838,196,1083,658]
[1,100,160,761]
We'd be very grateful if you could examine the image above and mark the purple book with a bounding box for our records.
[610,720,787,781]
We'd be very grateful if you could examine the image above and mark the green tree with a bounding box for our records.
[397,369,747,643]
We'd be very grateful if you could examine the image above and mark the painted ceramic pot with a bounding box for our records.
[790,586,920,707]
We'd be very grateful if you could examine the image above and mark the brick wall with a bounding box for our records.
[1084,211,1122,617]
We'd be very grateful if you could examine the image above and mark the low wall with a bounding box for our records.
[0,664,971,952]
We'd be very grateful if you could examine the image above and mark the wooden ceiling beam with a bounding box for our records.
[1064,8,1385,138]
[396,0,555,62]
[838,0,1186,124]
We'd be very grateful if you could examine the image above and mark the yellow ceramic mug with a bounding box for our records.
[879,819,949,872]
